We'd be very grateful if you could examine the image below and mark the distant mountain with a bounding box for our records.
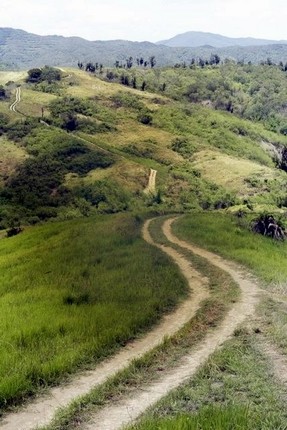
[0,28,169,69]
[157,31,287,48]
[1,28,287,70]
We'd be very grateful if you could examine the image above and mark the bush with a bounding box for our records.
[26,66,61,84]
[138,112,153,125]
[111,92,145,110]
[75,180,130,213]
[49,97,95,118]
[0,86,6,99]
[6,118,40,141]
[0,113,9,135]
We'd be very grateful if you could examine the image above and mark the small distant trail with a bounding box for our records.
[82,217,261,430]
[144,169,157,194]
[0,220,208,430]
[9,87,21,112]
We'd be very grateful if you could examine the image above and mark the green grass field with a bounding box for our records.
[125,215,287,430]
[173,213,287,286]
[0,213,188,409]
[129,331,287,430]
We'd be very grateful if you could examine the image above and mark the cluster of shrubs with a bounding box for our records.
[26,66,62,84]
[111,92,153,125]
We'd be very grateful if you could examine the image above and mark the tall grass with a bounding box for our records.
[0,213,187,409]
[130,331,287,430]
[132,405,250,430]
[174,213,287,286]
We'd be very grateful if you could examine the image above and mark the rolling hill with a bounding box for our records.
[2,28,287,70]
[157,31,287,48]
[0,59,287,429]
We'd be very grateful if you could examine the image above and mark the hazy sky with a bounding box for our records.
[1,0,286,42]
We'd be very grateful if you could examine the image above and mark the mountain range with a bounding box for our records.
[157,31,287,48]
[1,28,287,70]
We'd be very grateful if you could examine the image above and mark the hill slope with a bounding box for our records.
[2,28,287,69]
[0,64,287,425]
[1,64,287,230]
[157,31,287,48]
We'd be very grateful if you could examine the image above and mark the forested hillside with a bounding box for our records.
[2,27,287,69]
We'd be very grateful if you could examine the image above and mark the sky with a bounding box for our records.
[1,0,286,42]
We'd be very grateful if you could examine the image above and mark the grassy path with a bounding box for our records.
[81,217,261,430]
[0,219,208,430]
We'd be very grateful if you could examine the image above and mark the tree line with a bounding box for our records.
[77,56,156,73]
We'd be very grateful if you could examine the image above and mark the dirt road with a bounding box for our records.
[9,87,21,112]
[82,217,260,430]
[144,169,157,194]
[0,220,208,430]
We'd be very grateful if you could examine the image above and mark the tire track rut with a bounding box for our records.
[9,87,21,112]
[82,217,260,430]
[0,219,208,430]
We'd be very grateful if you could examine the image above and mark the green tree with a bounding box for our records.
[27,68,42,83]
[0,86,6,99]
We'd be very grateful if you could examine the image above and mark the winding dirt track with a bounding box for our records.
[0,220,208,430]
[144,169,157,194]
[82,218,261,430]
[9,87,21,112]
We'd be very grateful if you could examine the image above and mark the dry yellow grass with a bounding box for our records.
[0,137,28,185]
[192,150,279,195]
[17,89,57,117]
[0,71,27,85]
[65,159,148,193]
[63,68,168,105]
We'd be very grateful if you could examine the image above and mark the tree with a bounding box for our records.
[138,110,152,125]
[132,77,137,89]
[85,62,96,73]
[141,81,147,91]
[41,66,61,83]
[210,54,221,65]
[198,58,205,68]
[126,57,133,69]
[106,71,115,81]
[26,68,43,83]
[266,57,273,66]
[27,67,61,84]
[61,113,78,132]
[150,56,156,68]
[0,86,6,99]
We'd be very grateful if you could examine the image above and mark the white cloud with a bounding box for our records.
[0,0,286,41]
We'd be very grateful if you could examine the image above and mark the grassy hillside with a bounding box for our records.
[0,63,287,414]
[0,213,187,408]
[0,64,287,231]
